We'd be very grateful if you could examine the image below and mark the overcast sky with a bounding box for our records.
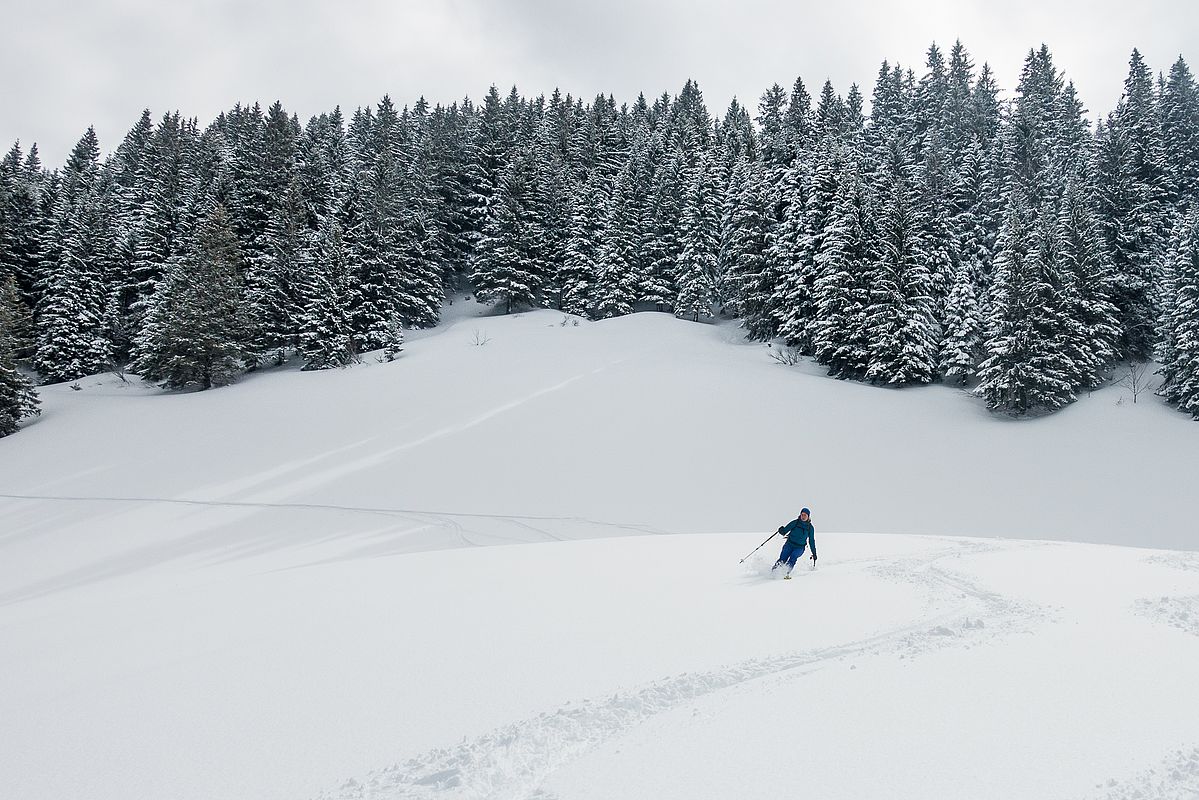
[5,0,1196,166]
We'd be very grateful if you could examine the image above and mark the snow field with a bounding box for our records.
[3,308,1199,799]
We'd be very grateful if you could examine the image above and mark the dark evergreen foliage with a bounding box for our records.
[133,202,251,390]
[0,276,39,435]
[0,42,1194,431]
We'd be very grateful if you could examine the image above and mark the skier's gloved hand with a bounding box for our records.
[811,554,818,562]
[777,527,784,534]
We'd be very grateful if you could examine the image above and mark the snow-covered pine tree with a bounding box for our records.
[862,136,938,385]
[777,135,841,350]
[471,154,539,314]
[938,256,982,383]
[942,40,976,165]
[766,161,808,342]
[756,83,790,182]
[976,190,1075,415]
[720,155,775,339]
[1,143,46,307]
[843,84,866,137]
[475,85,515,199]
[34,128,114,383]
[19,146,46,303]
[1157,208,1199,418]
[128,113,195,328]
[640,124,683,312]
[918,126,957,320]
[812,147,873,378]
[246,175,307,365]
[296,215,354,370]
[1098,50,1168,359]
[623,104,656,302]
[106,110,157,359]
[783,77,815,160]
[912,42,948,160]
[133,202,251,390]
[393,101,446,329]
[950,138,1001,287]
[425,102,475,290]
[592,158,640,319]
[0,275,39,436]
[558,176,600,317]
[1160,57,1199,209]
[244,102,306,365]
[674,153,719,322]
[530,100,573,304]
[346,97,410,352]
[0,145,22,286]
[1054,168,1120,390]
[814,80,846,143]
[970,63,1002,148]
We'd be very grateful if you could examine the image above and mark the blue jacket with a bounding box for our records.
[779,517,816,556]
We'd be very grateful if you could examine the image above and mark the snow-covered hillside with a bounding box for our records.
[3,305,1198,555]
[2,306,1199,800]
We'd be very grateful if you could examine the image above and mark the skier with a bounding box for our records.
[772,508,816,579]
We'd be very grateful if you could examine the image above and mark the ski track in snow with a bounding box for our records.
[1100,553,1199,800]
[1091,746,1199,800]
[1135,554,1199,638]
[0,493,671,541]
[314,540,1043,800]
[1147,553,1199,574]
[1134,595,1199,638]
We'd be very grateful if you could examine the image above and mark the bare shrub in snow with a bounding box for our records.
[1115,362,1154,404]
[767,343,802,366]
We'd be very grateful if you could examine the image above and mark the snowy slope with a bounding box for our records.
[3,305,1199,800]
[4,533,1199,800]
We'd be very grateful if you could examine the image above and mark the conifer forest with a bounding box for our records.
[3,42,1199,436]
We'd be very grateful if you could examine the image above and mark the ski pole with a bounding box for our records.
[739,531,779,563]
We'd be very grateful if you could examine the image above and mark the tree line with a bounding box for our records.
[2,41,1198,437]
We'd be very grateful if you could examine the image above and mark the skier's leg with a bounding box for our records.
[784,543,802,573]
[774,542,795,571]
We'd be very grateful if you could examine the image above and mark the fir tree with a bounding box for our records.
[394,101,446,328]
[1054,170,1120,389]
[346,97,429,350]
[938,258,982,383]
[721,156,776,339]
[34,128,114,383]
[812,150,872,378]
[1157,209,1199,418]
[768,161,811,345]
[1099,49,1168,358]
[976,191,1075,415]
[594,164,640,319]
[297,216,355,370]
[674,154,718,322]
[472,157,539,314]
[559,171,602,317]
[0,275,39,436]
[756,83,790,177]
[134,202,251,390]
[777,136,841,350]
[1160,57,1199,207]
[1,143,45,303]
[863,138,938,385]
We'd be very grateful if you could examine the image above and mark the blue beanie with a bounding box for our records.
[801,507,811,515]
